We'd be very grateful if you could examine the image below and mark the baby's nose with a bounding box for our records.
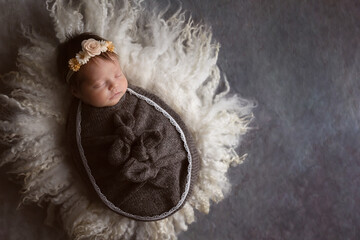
[109,82,116,90]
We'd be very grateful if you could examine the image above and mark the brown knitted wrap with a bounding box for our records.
[67,85,200,221]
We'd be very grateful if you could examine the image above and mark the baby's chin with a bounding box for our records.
[106,91,125,106]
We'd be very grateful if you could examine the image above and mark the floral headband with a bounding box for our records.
[66,38,115,83]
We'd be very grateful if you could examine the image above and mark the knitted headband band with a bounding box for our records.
[66,38,115,83]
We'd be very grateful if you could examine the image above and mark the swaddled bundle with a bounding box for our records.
[67,84,200,221]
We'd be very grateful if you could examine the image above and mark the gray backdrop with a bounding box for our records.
[1,0,359,239]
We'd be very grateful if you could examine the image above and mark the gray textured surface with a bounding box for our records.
[1,0,360,239]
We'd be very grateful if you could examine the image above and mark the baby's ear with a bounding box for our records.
[71,86,81,99]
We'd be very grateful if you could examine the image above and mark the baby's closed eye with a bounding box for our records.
[93,82,105,89]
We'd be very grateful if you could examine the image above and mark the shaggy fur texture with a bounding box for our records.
[0,0,253,239]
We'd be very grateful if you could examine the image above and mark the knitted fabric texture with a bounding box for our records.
[67,84,200,221]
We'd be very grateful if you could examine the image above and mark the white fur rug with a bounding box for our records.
[0,0,253,239]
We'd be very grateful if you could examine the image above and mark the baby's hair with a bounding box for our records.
[56,32,117,88]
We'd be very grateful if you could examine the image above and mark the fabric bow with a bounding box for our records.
[108,110,163,183]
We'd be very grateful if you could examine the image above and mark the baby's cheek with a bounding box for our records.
[89,90,104,103]
[98,91,109,100]
[122,78,128,89]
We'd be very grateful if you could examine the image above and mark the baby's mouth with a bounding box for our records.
[110,92,121,100]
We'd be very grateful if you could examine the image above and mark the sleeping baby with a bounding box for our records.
[57,33,199,221]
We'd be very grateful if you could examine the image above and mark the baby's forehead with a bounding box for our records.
[78,57,121,81]
[90,55,121,69]
[91,54,119,65]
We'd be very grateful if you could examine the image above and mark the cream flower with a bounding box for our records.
[76,50,90,65]
[82,39,102,57]
[99,40,109,52]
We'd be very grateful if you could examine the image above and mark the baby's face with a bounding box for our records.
[73,56,128,107]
